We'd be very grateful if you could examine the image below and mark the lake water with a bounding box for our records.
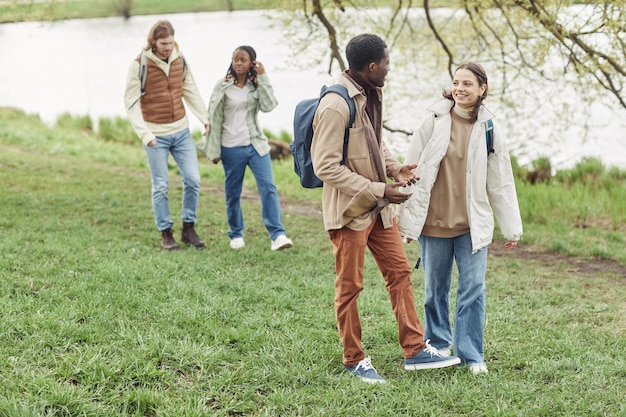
[1,10,625,170]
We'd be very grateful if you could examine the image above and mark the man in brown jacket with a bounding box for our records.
[311,34,461,384]
[124,20,209,250]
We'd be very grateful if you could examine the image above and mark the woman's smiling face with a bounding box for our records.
[451,68,487,109]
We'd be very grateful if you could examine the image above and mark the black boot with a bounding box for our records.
[161,228,180,250]
[182,222,205,248]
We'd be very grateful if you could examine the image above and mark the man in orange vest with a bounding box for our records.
[124,20,209,250]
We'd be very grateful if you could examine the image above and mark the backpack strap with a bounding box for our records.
[179,52,188,81]
[485,119,494,154]
[320,84,356,164]
[139,51,148,97]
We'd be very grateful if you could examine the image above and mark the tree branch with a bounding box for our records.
[312,0,346,72]
[513,0,625,109]
[424,0,454,78]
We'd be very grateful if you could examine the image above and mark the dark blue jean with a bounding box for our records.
[220,145,286,240]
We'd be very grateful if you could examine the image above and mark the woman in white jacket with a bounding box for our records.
[397,62,522,374]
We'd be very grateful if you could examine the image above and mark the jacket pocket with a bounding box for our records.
[345,127,368,161]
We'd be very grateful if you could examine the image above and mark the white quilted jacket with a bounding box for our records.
[397,99,523,253]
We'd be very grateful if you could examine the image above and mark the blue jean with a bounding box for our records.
[143,128,200,231]
[418,233,488,365]
[220,145,286,240]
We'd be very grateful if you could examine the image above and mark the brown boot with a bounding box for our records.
[161,228,180,250]
[182,222,205,248]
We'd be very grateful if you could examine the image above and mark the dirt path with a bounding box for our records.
[48,148,626,281]
[278,194,626,280]
[217,180,626,280]
[487,243,626,279]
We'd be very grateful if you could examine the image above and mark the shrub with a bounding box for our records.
[98,116,136,145]
[525,156,552,184]
[263,129,292,144]
[574,157,605,184]
[555,157,606,186]
[55,113,93,132]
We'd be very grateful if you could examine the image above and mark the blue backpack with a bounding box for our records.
[291,85,356,188]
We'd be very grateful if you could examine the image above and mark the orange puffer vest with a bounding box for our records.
[139,56,186,123]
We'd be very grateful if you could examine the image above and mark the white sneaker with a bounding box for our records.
[469,364,489,375]
[438,347,452,357]
[230,237,245,250]
[271,234,293,251]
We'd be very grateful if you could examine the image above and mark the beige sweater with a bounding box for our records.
[422,106,472,238]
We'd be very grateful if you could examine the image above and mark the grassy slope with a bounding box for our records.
[0,0,259,23]
[0,0,460,23]
[0,109,625,416]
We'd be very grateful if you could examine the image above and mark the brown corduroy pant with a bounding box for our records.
[329,216,426,367]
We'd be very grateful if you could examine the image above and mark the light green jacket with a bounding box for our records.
[197,73,277,160]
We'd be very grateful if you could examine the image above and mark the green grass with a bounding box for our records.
[0,108,625,416]
[0,0,461,23]
[0,0,601,23]
[0,0,262,23]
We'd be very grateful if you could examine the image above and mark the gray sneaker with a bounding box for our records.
[345,357,386,384]
[405,340,461,370]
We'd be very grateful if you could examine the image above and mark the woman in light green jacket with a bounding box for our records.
[198,45,293,252]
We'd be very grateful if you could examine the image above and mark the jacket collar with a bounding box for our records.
[427,99,495,121]
[145,46,181,68]
[340,71,382,101]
